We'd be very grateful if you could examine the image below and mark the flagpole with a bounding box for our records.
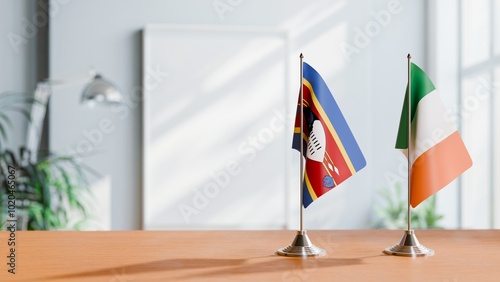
[299,53,304,232]
[277,53,325,257]
[407,53,412,232]
[383,53,434,257]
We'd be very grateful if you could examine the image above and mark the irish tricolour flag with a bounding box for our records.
[395,63,472,208]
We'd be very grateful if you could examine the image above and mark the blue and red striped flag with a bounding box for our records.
[292,62,366,208]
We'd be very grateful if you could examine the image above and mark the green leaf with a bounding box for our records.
[1,144,93,230]
[373,182,444,229]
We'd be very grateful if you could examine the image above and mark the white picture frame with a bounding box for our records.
[142,24,292,230]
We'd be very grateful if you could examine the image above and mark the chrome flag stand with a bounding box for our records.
[383,229,434,257]
[383,54,434,257]
[277,230,326,257]
[277,54,325,257]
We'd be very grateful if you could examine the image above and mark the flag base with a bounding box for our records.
[277,230,326,257]
[383,230,434,257]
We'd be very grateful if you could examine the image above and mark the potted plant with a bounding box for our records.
[0,92,94,230]
[372,181,444,229]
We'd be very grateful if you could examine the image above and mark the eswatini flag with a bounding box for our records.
[396,62,472,208]
[292,62,366,208]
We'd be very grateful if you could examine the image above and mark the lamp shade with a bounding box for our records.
[81,74,122,105]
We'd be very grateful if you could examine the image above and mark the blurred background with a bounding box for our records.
[1,0,498,230]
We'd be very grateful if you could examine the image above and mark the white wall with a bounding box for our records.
[0,0,38,150]
[49,0,426,230]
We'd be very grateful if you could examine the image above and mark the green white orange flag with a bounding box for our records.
[395,62,472,208]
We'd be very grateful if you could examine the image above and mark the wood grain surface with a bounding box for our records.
[0,230,498,281]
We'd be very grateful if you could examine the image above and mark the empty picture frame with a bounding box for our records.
[142,24,291,229]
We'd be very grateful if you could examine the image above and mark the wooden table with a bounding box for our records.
[0,230,499,281]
